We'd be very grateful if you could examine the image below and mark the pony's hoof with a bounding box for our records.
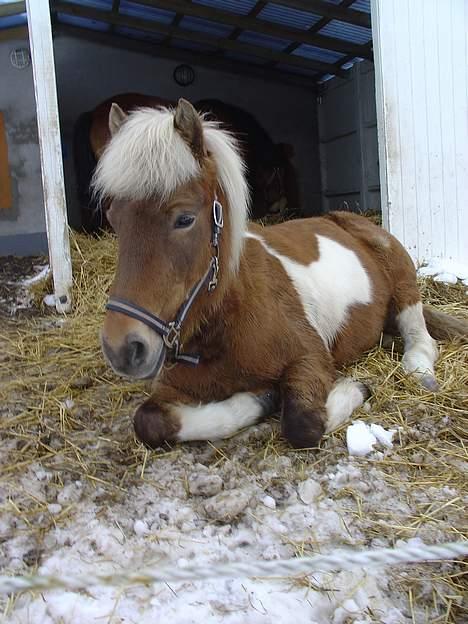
[133,401,180,448]
[420,374,440,392]
[281,396,325,449]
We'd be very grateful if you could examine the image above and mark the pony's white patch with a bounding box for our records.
[325,378,368,433]
[397,302,438,380]
[174,392,263,442]
[245,232,372,346]
[92,108,248,272]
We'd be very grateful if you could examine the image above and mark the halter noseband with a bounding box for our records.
[106,198,224,373]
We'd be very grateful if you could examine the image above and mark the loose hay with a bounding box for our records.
[0,231,466,623]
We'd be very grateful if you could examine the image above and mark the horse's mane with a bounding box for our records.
[92,106,249,272]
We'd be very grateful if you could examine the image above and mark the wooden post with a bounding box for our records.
[25,0,72,312]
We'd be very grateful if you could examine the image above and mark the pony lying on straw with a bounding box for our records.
[95,99,468,449]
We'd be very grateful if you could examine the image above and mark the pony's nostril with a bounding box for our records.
[127,339,147,369]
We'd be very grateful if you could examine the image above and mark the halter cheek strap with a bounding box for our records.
[105,198,224,369]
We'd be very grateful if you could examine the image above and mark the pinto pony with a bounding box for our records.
[74,93,298,231]
[96,99,467,450]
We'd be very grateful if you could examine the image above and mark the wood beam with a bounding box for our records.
[25,0,72,313]
[0,25,28,41]
[0,2,25,18]
[273,0,371,28]
[128,0,371,58]
[54,23,318,91]
[53,1,345,76]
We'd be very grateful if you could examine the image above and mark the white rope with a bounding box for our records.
[0,541,466,594]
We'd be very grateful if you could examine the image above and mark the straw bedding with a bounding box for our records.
[0,229,466,622]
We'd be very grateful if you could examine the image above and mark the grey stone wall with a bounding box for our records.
[0,36,47,255]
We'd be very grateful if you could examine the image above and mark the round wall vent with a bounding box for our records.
[173,64,195,87]
[10,48,31,70]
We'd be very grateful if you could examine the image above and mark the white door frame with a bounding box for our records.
[26,0,72,312]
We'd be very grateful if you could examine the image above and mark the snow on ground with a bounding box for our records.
[0,408,464,624]
[418,258,468,286]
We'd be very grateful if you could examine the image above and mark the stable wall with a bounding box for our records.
[52,33,321,228]
[372,0,468,265]
[318,61,379,215]
[0,36,47,256]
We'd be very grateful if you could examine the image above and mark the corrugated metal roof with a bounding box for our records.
[0,0,374,83]
[318,20,372,45]
[119,1,175,24]
[237,29,291,51]
[114,25,166,43]
[350,0,371,13]
[179,15,234,38]
[257,3,322,31]
[293,44,345,64]
[0,13,26,28]
[56,12,109,33]
[192,0,258,17]
[59,0,113,9]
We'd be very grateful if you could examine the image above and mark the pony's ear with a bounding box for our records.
[109,103,128,137]
[174,98,204,159]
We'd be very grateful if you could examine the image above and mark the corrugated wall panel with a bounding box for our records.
[372,0,468,265]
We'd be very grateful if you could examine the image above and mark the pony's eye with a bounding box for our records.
[174,214,195,229]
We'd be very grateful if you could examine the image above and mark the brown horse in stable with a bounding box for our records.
[74,92,298,231]
[96,99,467,449]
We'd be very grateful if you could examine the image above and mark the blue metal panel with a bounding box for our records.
[0,14,27,30]
[237,30,291,51]
[319,20,372,44]
[179,15,234,38]
[351,0,371,13]
[257,3,321,30]
[59,0,113,9]
[57,12,110,32]
[293,44,345,64]
[113,26,166,43]
[192,0,258,16]
[119,1,175,24]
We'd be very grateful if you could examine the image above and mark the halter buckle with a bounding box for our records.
[208,256,219,292]
[163,322,181,349]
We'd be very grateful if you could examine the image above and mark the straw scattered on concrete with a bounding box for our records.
[0,229,466,622]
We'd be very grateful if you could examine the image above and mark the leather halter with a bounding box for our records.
[106,198,224,373]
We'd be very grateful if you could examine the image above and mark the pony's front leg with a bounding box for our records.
[281,356,370,448]
[133,386,279,448]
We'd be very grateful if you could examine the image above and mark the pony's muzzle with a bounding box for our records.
[101,327,166,380]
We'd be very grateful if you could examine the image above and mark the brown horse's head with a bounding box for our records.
[254,142,298,216]
[94,100,249,379]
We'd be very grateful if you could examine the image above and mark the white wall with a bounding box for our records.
[372,0,468,265]
[52,34,321,227]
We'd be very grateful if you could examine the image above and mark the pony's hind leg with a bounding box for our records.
[397,302,439,390]
[133,388,279,448]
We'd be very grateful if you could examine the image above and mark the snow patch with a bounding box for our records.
[347,421,396,456]
[418,258,468,285]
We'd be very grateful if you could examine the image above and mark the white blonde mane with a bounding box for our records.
[92,106,250,271]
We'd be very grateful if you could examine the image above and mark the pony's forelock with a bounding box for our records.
[92,106,249,272]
